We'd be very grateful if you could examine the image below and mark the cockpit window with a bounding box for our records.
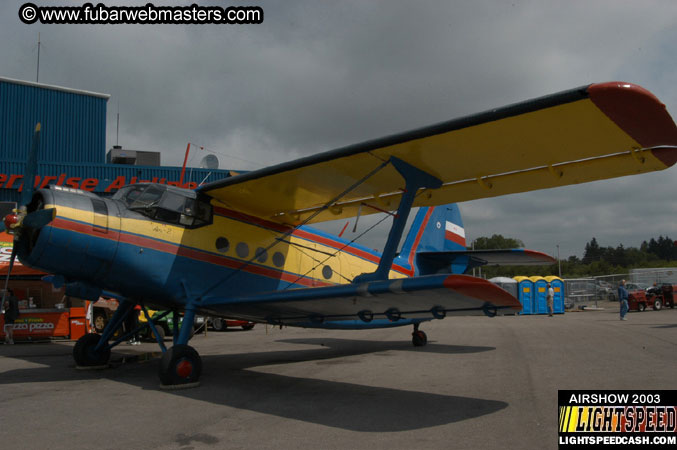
[114,184,212,228]
[129,185,164,209]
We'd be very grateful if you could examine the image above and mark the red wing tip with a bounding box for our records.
[651,147,677,168]
[588,82,677,152]
[589,82,662,103]
[443,275,521,309]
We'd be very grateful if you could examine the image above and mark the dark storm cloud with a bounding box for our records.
[1,0,676,257]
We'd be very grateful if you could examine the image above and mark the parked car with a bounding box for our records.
[138,309,206,340]
[596,280,617,301]
[209,317,255,331]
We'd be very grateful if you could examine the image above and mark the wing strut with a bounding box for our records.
[196,158,392,300]
[353,157,441,283]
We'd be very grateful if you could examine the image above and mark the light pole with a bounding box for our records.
[557,244,561,277]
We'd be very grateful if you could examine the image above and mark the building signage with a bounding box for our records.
[0,173,199,193]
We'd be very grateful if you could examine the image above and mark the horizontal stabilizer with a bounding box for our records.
[416,249,555,275]
[199,274,520,326]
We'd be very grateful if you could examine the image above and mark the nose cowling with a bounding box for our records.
[18,187,120,284]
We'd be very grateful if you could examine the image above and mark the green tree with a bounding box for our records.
[470,234,524,250]
[582,237,602,264]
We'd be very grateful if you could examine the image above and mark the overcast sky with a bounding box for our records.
[2,0,677,259]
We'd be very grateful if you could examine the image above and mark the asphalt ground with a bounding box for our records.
[0,302,675,450]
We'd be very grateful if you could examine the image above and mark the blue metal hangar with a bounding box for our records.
[0,76,233,209]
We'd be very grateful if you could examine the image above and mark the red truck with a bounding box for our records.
[628,284,676,312]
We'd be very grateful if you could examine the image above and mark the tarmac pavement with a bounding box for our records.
[0,302,675,450]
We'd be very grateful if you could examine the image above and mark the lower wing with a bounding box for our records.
[199,274,519,326]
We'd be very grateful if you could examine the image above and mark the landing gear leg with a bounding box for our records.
[73,299,136,368]
[159,305,202,388]
[412,323,427,347]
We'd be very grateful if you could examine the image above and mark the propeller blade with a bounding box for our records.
[19,123,42,206]
[22,208,56,228]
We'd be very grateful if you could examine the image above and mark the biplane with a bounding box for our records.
[2,82,677,387]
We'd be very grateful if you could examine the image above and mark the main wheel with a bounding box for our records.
[211,317,226,331]
[412,330,428,347]
[653,299,662,311]
[159,345,202,386]
[73,333,111,367]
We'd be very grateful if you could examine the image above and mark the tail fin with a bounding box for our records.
[396,203,555,276]
[397,204,466,274]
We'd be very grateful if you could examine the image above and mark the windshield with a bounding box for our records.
[115,184,212,228]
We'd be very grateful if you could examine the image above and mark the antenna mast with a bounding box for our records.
[116,99,120,146]
[36,32,41,83]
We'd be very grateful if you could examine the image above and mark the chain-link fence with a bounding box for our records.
[627,268,677,286]
[563,278,602,309]
[563,269,677,309]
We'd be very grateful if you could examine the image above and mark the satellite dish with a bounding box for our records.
[200,154,219,170]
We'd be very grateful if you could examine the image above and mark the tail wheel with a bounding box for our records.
[159,345,202,386]
[412,330,428,347]
[73,333,111,367]
[241,323,255,331]
[638,303,646,312]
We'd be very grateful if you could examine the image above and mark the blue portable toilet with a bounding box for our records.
[545,276,565,314]
[514,276,534,314]
[530,276,549,314]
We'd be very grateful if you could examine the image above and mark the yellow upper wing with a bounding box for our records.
[199,82,677,225]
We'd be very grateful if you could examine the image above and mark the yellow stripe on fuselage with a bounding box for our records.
[49,201,403,286]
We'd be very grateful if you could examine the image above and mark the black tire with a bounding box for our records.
[412,330,427,347]
[638,303,646,312]
[241,323,255,331]
[211,317,226,331]
[159,345,202,386]
[73,333,111,367]
[93,312,107,333]
[653,299,662,311]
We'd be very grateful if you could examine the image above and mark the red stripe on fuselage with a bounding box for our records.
[49,217,330,288]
